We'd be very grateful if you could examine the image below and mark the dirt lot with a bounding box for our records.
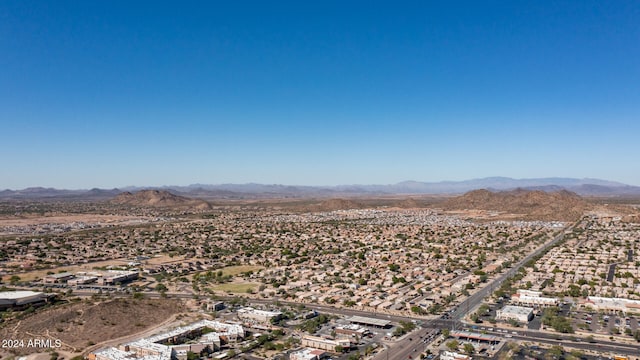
[0,297,184,357]
[3,255,191,282]
[0,214,152,227]
[2,259,132,282]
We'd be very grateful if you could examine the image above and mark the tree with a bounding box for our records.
[442,329,450,338]
[411,306,425,315]
[478,304,490,315]
[548,345,564,359]
[463,343,474,355]
[569,349,584,359]
[399,321,416,332]
[470,313,480,323]
[446,340,459,351]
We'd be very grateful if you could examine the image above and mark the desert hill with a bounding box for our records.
[442,188,590,221]
[0,298,182,355]
[110,190,211,210]
[308,198,365,212]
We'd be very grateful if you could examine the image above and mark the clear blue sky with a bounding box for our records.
[1,1,639,189]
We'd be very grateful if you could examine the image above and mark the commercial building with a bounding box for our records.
[43,272,75,284]
[496,305,534,323]
[440,351,472,360]
[0,291,49,310]
[511,290,558,307]
[204,301,225,312]
[584,296,640,315]
[450,331,500,345]
[237,307,282,323]
[290,348,328,360]
[345,315,390,328]
[97,270,139,285]
[301,336,351,352]
[335,324,369,338]
[68,275,98,286]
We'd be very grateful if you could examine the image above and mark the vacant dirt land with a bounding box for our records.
[0,298,183,356]
[0,214,151,227]
[2,258,131,282]
[2,255,195,282]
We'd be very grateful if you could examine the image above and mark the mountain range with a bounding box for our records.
[1,177,639,200]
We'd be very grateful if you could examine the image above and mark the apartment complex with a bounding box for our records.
[90,320,244,360]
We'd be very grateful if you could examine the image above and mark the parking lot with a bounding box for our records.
[572,311,640,336]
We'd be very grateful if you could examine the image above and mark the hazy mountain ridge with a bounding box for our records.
[1,177,639,199]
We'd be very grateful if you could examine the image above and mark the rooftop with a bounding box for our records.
[346,315,391,327]
[0,291,44,300]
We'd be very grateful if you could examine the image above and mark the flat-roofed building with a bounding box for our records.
[91,347,147,360]
[335,324,369,338]
[204,301,225,312]
[90,320,244,360]
[511,289,558,307]
[237,307,282,323]
[496,305,534,323]
[290,348,328,360]
[0,291,48,310]
[450,331,500,344]
[345,315,390,328]
[43,272,75,284]
[301,336,350,352]
[97,270,139,285]
[68,276,98,286]
[584,296,640,315]
[440,351,472,360]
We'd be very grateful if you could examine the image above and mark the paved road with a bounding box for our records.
[607,263,617,282]
[371,327,436,360]
[450,227,570,322]
[503,330,640,358]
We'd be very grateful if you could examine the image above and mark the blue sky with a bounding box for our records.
[1,1,639,189]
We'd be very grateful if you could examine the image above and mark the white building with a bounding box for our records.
[496,305,534,323]
[237,307,282,323]
[440,351,472,360]
[290,348,328,360]
[91,320,244,360]
[0,291,48,309]
[511,289,558,307]
[584,296,640,314]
